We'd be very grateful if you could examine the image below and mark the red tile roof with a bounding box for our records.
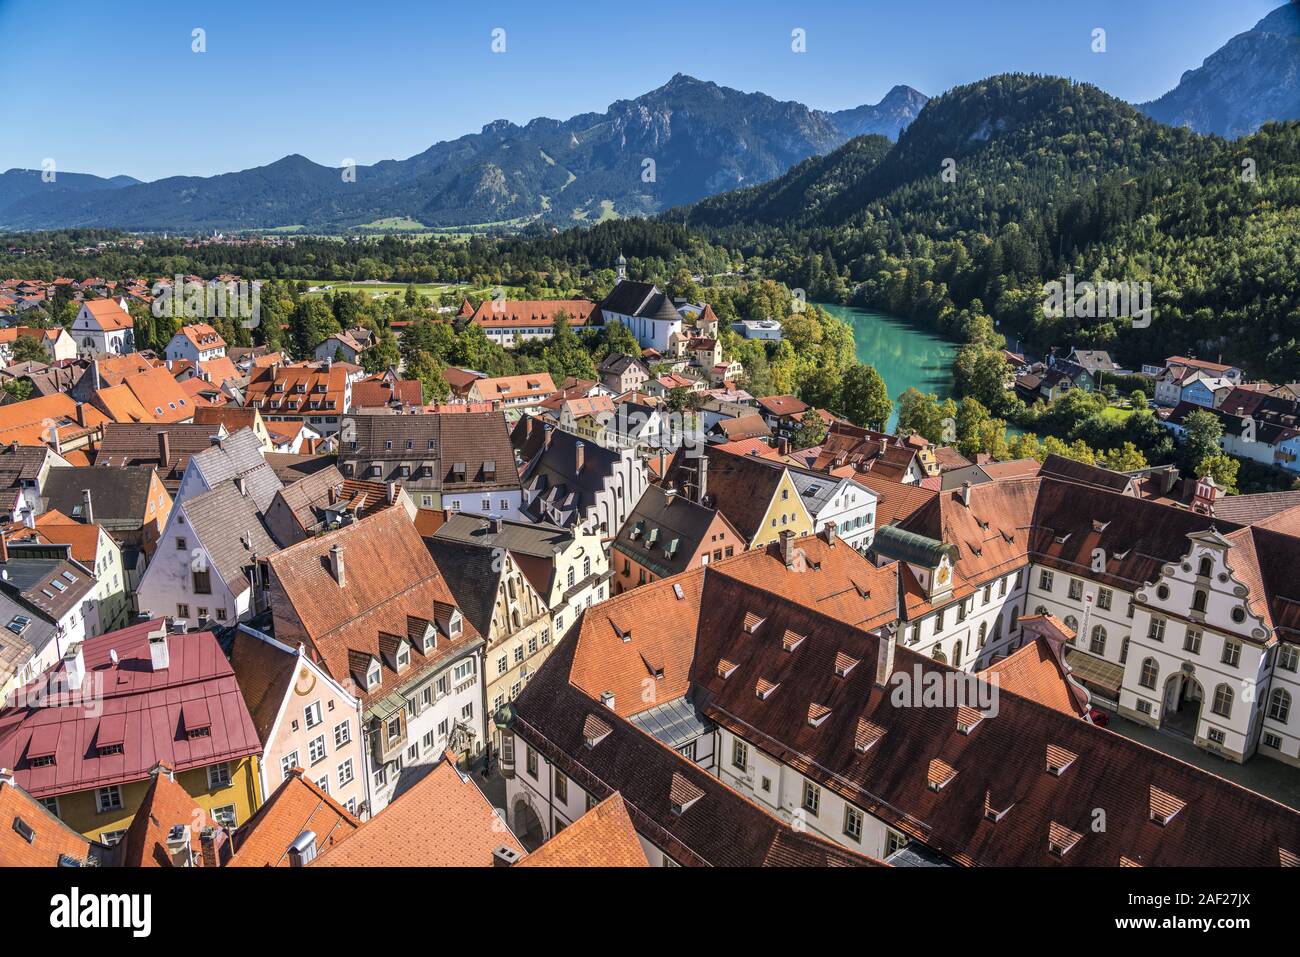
[121,767,205,867]
[516,793,648,867]
[0,778,104,866]
[0,621,262,799]
[228,769,360,867]
[81,298,133,330]
[313,754,521,866]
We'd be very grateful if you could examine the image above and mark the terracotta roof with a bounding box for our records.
[756,394,809,418]
[4,510,108,564]
[516,793,648,867]
[264,508,480,706]
[80,298,133,330]
[314,754,520,866]
[981,458,1042,481]
[121,768,205,867]
[711,413,771,441]
[351,377,423,409]
[227,629,299,743]
[979,636,1089,718]
[177,323,226,351]
[685,568,1300,866]
[511,632,879,867]
[0,393,108,447]
[0,778,107,866]
[469,299,596,328]
[246,363,349,417]
[712,438,780,459]
[228,770,360,867]
[94,366,197,425]
[193,406,259,434]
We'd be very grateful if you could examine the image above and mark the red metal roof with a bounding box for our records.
[0,620,262,798]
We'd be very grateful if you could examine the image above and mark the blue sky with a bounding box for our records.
[0,0,1282,180]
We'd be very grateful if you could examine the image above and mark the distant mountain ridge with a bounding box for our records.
[0,75,927,233]
[1139,3,1300,137]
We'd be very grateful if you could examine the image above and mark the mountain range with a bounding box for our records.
[1139,3,1300,138]
[0,76,926,234]
[1,4,1297,234]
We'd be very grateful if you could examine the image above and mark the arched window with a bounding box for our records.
[931,646,947,665]
[1090,625,1107,656]
[1139,658,1158,689]
[1120,637,1130,664]
[511,608,522,631]
[992,617,1002,642]
[1064,616,1079,640]
[1192,589,1207,613]
[1269,688,1292,724]
[1034,605,1048,616]
[952,641,963,667]
[1212,683,1234,718]
[977,623,987,647]
[1198,555,1213,577]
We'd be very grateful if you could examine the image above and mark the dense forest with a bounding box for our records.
[673,74,1300,381]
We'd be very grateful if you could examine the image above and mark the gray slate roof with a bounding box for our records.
[42,466,156,529]
[188,427,283,511]
[182,483,279,597]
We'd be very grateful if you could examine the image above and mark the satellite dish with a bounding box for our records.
[109,649,119,665]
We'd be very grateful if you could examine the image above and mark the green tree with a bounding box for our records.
[1180,410,1223,477]
[1100,442,1148,471]
[1197,453,1240,494]
[838,363,891,431]
[9,335,49,365]
[791,414,828,451]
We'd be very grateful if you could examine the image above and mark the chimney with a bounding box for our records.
[199,826,228,868]
[696,455,709,504]
[149,630,170,671]
[75,403,87,428]
[81,488,94,525]
[387,481,398,505]
[0,768,13,788]
[663,484,677,502]
[492,515,504,534]
[875,624,897,686]
[960,482,972,507]
[48,422,61,455]
[235,475,247,497]
[329,544,346,586]
[166,825,193,867]
[821,521,837,546]
[779,529,797,569]
[20,509,34,530]
[492,845,522,867]
[62,642,84,692]
[600,690,616,710]
[0,532,7,565]
[777,436,789,456]
[288,831,318,867]
[574,440,585,474]
[158,430,171,467]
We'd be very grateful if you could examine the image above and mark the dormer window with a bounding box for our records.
[396,647,410,671]
[1046,745,1077,776]
[367,664,381,689]
[1048,822,1082,858]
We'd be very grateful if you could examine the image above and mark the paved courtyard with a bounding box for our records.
[1100,709,1300,811]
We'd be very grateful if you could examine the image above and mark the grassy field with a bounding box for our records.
[301,280,541,303]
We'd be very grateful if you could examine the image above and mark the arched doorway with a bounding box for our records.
[1161,670,1203,738]
[511,795,546,851]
